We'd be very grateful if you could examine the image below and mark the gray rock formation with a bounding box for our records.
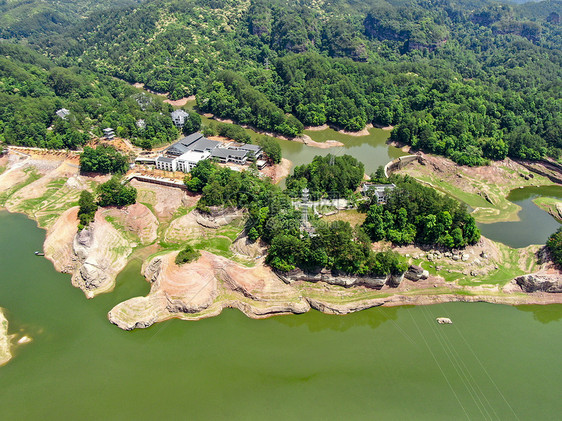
[277,268,402,289]
[515,274,562,293]
[404,265,429,281]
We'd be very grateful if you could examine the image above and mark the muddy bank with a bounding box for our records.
[260,158,292,184]
[299,135,344,148]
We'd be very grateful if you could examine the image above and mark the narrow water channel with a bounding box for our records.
[477,186,562,248]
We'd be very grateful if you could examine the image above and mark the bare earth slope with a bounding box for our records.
[108,251,310,330]
[1,150,561,331]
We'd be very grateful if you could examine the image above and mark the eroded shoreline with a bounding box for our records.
[0,150,561,331]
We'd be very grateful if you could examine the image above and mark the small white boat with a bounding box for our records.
[436,317,452,324]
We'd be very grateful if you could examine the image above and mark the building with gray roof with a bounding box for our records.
[171,109,190,127]
[56,108,70,120]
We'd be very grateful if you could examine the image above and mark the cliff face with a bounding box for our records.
[44,204,158,298]
[108,251,311,330]
[277,268,403,290]
[515,274,562,293]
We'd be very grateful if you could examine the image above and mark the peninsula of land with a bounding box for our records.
[0,148,561,331]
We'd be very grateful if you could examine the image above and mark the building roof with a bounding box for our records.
[165,132,205,155]
[177,150,210,162]
[211,148,248,159]
[238,144,262,153]
[171,109,189,119]
[190,137,221,152]
[362,183,395,191]
[56,108,70,119]
[157,156,175,163]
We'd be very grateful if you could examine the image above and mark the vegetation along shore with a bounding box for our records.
[1,140,560,331]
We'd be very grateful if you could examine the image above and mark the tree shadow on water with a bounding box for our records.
[515,304,562,324]
[271,305,404,333]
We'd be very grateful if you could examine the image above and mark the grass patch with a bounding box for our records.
[192,236,233,259]
[0,169,42,206]
[323,209,366,226]
[175,244,201,265]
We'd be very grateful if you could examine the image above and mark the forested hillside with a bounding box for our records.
[0,0,143,38]
[0,0,561,164]
[0,43,178,149]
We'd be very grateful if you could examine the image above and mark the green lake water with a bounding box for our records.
[477,186,562,248]
[1,211,561,420]
[185,100,405,175]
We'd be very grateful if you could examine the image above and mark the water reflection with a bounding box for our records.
[272,306,400,333]
[515,304,562,324]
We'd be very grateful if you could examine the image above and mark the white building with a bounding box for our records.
[154,132,264,173]
[56,108,70,119]
[176,151,211,172]
[156,150,211,172]
[171,109,190,128]
[156,156,176,172]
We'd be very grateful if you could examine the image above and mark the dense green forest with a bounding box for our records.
[0,43,178,149]
[286,154,365,198]
[185,159,407,276]
[0,0,560,165]
[0,0,142,38]
[362,175,481,247]
[80,145,130,174]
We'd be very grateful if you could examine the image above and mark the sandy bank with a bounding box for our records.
[0,310,11,366]
[338,123,373,137]
[299,135,344,149]
[260,158,292,184]
[164,95,195,107]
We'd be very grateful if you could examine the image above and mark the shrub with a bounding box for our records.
[175,244,201,265]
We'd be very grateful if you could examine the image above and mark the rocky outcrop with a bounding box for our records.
[102,203,159,245]
[165,208,244,243]
[0,310,11,366]
[230,234,267,259]
[71,211,134,298]
[44,206,80,273]
[108,251,310,330]
[195,207,245,228]
[404,265,429,281]
[44,204,158,298]
[277,268,403,289]
[515,274,562,293]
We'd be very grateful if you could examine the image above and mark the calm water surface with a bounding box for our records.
[0,211,561,420]
[478,186,562,248]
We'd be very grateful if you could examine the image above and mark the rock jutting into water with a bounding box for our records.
[45,204,159,298]
[0,310,12,366]
[108,250,312,330]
